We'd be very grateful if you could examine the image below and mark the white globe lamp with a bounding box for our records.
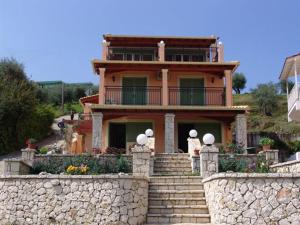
[145,129,154,137]
[189,129,198,138]
[136,134,148,146]
[203,133,215,146]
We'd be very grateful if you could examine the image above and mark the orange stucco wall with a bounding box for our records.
[104,70,223,88]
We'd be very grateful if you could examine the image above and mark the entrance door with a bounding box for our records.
[180,78,204,105]
[122,77,147,105]
[109,123,126,149]
[178,123,194,152]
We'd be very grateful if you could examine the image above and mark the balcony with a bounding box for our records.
[287,83,300,121]
[105,86,161,105]
[165,47,218,62]
[104,86,225,106]
[169,87,225,106]
[107,47,157,61]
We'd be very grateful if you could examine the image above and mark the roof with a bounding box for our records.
[103,34,218,47]
[79,94,99,105]
[92,60,239,75]
[279,52,300,80]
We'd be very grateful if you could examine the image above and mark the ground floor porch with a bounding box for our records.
[84,106,247,154]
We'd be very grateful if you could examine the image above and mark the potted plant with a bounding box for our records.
[259,137,274,151]
[26,138,37,149]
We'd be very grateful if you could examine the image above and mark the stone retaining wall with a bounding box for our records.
[0,175,148,225]
[203,173,300,225]
[271,160,300,173]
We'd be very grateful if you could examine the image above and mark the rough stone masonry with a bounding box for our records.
[0,175,148,225]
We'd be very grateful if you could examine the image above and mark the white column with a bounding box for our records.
[92,112,103,153]
[294,58,298,98]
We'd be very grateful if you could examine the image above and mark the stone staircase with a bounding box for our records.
[145,153,211,225]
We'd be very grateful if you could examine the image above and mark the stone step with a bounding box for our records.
[155,157,190,161]
[148,205,209,214]
[154,168,192,174]
[153,171,193,176]
[154,163,191,168]
[149,190,205,198]
[149,197,207,206]
[150,176,202,184]
[149,183,203,191]
[146,214,210,224]
[155,153,190,157]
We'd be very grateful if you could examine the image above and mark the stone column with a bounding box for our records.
[98,68,106,105]
[92,112,103,154]
[200,145,219,179]
[21,148,36,166]
[162,69,168,106]
[132,145,151,177]
[235,114,247,150]
[165,113,175,153]
[224,70,233,106]
[157,40,165,62]
[265,149,279,165]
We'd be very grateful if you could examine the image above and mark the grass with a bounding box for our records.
[234,93,300,134]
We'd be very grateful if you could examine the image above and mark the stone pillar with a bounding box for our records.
[92,112,103,154]
[162,69,168,106]
[21,148,36,165]
[102,40,110,60]
[265,149,279,165]
[235,114,247,149]
[157,41,165,62]
[98,68,106,105]
[200,145,219,178]
[165,113,175,153]
[132,145,151,177]
[224,70,233,106]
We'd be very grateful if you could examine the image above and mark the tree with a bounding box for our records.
[232,72,247,94]
[0,58,54,154]
[251,82,278,116]
[277,80,294,94]
[74,87,86,100]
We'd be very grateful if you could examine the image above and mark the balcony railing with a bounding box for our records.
[288,83,300,112]
[169,87,225,106]
[107,47,157,61]
[165,47,219,62]
[105,86,161,105]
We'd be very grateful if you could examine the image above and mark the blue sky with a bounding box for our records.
[1,0,300,90]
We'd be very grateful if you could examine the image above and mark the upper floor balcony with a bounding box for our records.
[107,46,219,62]
[104,85,225,106]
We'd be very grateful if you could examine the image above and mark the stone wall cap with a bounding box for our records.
[0,174,149,181]
[131,150,151,153]
[202,172,300,183]
[270,160,300,168]
[34,154,132,157]
[21,148,37,152]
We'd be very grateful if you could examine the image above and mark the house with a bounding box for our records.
[77,34,248,154]
[279,53,300,122]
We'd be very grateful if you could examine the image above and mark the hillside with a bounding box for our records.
[234,94,300,134]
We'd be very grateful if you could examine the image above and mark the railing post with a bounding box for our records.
[200,145,219,178]
[132,145,151,177]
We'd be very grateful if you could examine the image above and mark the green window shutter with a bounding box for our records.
[195,122,222,143]
[180,79,204,105]
[122,77,147,105]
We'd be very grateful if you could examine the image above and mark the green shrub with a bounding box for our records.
[255,153,270,173]
[287,140,300,153]
[116,155,130,173]
[219,155,248,172]
[259,137,275,146]
[31,158,64,174]
[39,147,48,154]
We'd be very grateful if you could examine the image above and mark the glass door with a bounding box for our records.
[122,77,147,105]
[180,78,204,105]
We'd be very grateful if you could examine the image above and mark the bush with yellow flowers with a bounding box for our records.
[66,164,89,175]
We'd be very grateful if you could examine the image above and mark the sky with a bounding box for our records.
[1,0,300,91]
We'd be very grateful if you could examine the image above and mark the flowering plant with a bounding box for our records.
[66,164,89,175]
